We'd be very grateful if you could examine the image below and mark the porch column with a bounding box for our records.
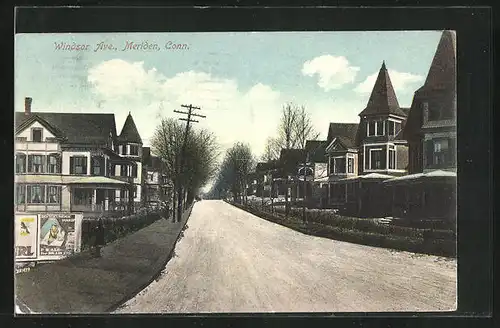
[92,188,97,211]
[104,189,109,211]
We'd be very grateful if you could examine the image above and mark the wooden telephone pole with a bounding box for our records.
[174,104,205,222]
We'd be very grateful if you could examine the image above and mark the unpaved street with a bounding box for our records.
[116,200,457,313]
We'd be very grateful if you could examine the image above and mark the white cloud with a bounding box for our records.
[302,55,360,91]
[87,59,282,159]
[354,69,424,94]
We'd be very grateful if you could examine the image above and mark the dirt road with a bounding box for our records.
[116,200,457,313]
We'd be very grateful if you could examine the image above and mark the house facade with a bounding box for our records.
[15,98,142,217]
[404,30,457,174]
[324,123,359,207]
[142,147,172,209]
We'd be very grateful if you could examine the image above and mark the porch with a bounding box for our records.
[384,170,457,223]
[68,176,131,215]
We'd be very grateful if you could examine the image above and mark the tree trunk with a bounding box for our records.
[171,186,177,222]
[177,184,183,222]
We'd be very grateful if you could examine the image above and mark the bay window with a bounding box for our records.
[347,156,355,173]
[369,149,383,170]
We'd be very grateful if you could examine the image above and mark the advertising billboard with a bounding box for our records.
[37,213,83,261]
[15,214,38,261]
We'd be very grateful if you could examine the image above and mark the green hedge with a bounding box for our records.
[245,200,455,241]
[231,201,456,258]
[81,210,164,250]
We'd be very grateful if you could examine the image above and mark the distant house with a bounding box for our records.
[303,140,328,207]
[142,147,172,209]
[15,98,141,217]
[324,122,359,207]
[274,148,306,200]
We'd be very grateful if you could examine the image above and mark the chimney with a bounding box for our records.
[25,97,32,115]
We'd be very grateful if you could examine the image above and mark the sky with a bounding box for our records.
[15,31,443,192]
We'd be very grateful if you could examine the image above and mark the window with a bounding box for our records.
[70,156,87,174]
[16,154,26,173]
[347,156,354,173]
[47,186,61,204]
[376,120,384,136]
[16,185,25,204]
[133,186,137,198]
[16,137,27,142]
[132,164,138,177]
[91,156,102,176]
[130,144,139,156]
[333,157,346,174]
[31,128,43,142]
[47,154,60,173]
[121,145,127,155]
[370,149,383,170]
[367,121,376,136]
[118,145,123,155]
[389,146,396,169]
[28,155,44,173]
[120,164,128,177]
[27,185,45,204]
[433,139,449,166]
[388,121,395,136]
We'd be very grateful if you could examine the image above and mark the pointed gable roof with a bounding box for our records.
[118,112,142,144]
[424,30,456,90]
[359,61,407,118]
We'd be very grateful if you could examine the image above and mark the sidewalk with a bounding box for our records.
[15,204,194,314]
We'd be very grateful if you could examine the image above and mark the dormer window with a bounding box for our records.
[130,144,139,156]
[31,128,43,142]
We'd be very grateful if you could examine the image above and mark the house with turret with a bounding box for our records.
[15,98,144,217]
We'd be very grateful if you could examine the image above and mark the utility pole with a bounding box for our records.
[174,104,205,222]
[302,151,310,224]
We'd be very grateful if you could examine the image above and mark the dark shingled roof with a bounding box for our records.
[326,123,359,146]
[118,112,143,144]
[358,62,407,118]
[305,140,328,162]
[15,111,117,144]
[424,30,456,91]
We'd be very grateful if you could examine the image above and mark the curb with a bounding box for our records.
[105,202,195,313]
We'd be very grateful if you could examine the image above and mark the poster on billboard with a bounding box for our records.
[15,214,38,261]
[37,213,83,261]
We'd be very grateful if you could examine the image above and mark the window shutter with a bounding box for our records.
[101,157,105,176]
[83,157,88,175]
[132,164,137,177]
[426,140,434,167]
[70,157,74,174]
[26,186,31,203]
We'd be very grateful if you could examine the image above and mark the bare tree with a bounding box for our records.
[151,117,219,221]
[261,137,280,162]
[294,105,320,223]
